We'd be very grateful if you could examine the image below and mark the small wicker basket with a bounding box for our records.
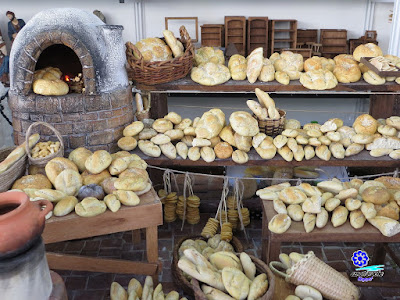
[270,251,360,300]
[254,109,286,137]
[0,147,27,192]
[172,235,243,297]
[191,254,275,300]
[126,26,194,85]
[25,122,64,168]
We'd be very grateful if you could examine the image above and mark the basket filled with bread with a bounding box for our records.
[126,26,194,85]
[25,122,64,168]
[270,251,360,300]
[174,235,275,300]
[172,235,244,297]
[247,88,286,137]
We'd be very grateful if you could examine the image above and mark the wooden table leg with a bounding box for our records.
[150,93,168,119]
[267,233,281,264]
[146,226,160,284]
[132,229,141,244]
[372,243,387,265]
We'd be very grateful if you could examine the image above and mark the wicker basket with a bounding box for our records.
[254,109,286,137]
[0,147,27,192]
[25,122,64,168]
[270,251,360,300]
[172,235,243,297]
[126,26,194,85]
[190,254,275,300]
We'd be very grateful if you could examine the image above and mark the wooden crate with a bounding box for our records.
[296,29,318,46]
[201,24,224,47]
[269,19,297,56]
[247,17,268,55]
[320,29,347,57]
[225,16,246,56]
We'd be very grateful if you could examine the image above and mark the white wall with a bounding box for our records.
[373,2,394,52]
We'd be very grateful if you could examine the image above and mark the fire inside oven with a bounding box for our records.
[34,44,84,93]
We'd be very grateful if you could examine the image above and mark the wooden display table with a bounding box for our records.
[43,188,162,281]
[135,77,400,119]
[261,199,400,263]
[131,148,399,168]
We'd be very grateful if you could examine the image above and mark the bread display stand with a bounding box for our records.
[42,188,162,283]
[261,200,400,288]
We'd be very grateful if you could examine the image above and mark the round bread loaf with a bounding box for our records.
[195,109,225,139]
[135,37,172,62]
[191,62,231,86]
[77,184,105,201]
[353,114,378,135]
[232,150,249,164]
[300,69,338,90]
[54,169,83,196]
[194,47,225,66]
[274,51,304,79]
[82,169,111,186]
[85,150,112,174]
[334,54,357,65]
[152,118,173,133]
[304,56,335,72]
[33,79,69,96]
[333,62,361,83]
[45,157,79,185]
[68,147,92,173]
[118,136,138,151]
[353,43,383,62]
[12,174,52,190]
[362,186,390,205]
[258,58,275,82]
[228,54,247,81]
[229,111,259,137]
[214,142,233,159]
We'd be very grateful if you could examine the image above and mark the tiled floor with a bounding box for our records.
[47,212,400,300]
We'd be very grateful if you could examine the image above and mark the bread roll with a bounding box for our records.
[268,213,291,234]
[353,43,383,62]
[104,194,121,213]
[229,111,259,137]
[33,189,66,202]
[345,198,362,211]
[191,62,231,86]
[54,169,82,196]
[332,206,349,227]
[300,69,338,90]
[85,150,112,175]
[188,147,201,161]
[377,201,399,220]
[274,51,303,80]
[315,145,331,161]
[114,190,140,206]
[279,187,307,205]
[163,30,183,58]
[304,145,315,160]
[232,150,248,164]
[110,281,128,300]
[303,213,316,233]
[114,176,147,192]
[362,186,390,205]
[363,70,386,85]
[258,58,275,82]
[333,62,361,83]
[75,197,107,217]
[201,285,235,300]
[273,135,288,149]
[12,174,52,190]
[138,140,161,157]
[278,146,293,162]
[68,147,92,172]
[175,118,193,130]
[247,47,263,83]
[325,197,341,212]
[361,202,377,219]
[316,207,328,228]
[152,118,173,133]
[209,251,242,271]
[321,192,333,206]
[390,149,400,159]
[201,146,216,163]
[317,180,343,194]
[286,204,303,221]
[214,142,233,159]
[183,127,196,136]
[160,142,177,159]
[273,199,288,214]
[295,285,322,300]
[302,196,322,214]
[54,196,78,217]
[248,273,269,300]
[304,56,335,72]
[195,47,224,66]
[176,142,188,159]
[275,71,290,85]
[45,157,79,185]
[255,145,277,160]
[368,216,400,237]
[228,54,247,81]
[247,100,268,120]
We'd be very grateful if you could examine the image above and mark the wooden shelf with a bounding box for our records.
[130,149,399,168]
[274,29,295,32]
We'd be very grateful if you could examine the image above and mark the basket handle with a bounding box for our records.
[269,261,289,279]
[179,25,194,55]
[125,41,145,69]
[25,121,65,160]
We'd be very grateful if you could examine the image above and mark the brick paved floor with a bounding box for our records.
[46,212,400,300]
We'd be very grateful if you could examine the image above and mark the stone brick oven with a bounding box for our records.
[8,8,134,153]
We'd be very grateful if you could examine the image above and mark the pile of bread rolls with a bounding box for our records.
[110,276,185,300]
[178,243,269,300]
[258,176,400,237]
[9,148,151,218]
[189,43,400,89]
[31,141,61,159]
[120,91,400,163]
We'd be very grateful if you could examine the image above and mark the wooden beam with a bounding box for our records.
[46,253,159,275]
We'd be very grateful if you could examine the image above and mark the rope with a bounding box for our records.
[148,164,397,182]
[181,172,195,231]
[0,90,12,126]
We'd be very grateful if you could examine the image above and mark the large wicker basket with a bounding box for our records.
[0,147,27,192]
[190,255,275,300]
[172,235,243,297]
[270,251,360,300]
[126,26,194,85]
[254,109,286,137]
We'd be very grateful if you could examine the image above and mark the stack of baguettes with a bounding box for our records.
[257,176,400,237]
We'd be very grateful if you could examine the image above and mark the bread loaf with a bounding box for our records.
[258,58,275,82]
[195,47,225,66]
[228,54,247,81]
[274,51,304,80]
[275,71,290,85]
[201,285,234,300]
[316,207,329,228]
[135,38,172,62]
[54,169,82,196]
[229,111,259,137]
[333,62,361,83]
[138,140,161,157]
[332,206,349,227]
[300,69,338,90]
[232,150,248,164]
[215,142,233,159]
[353,43,383,62]
[12,174,52,190]
[75,197,107,217]
[368,216,400,237]
[191,62,231,86]
[209,251,241,271]
[84,150,112,175]
[303,213,316,233]
[268,213,291,234]
[53,196,78,217]
[114,190,140,206]
[68,147,92,172]
[163,30,184,58]
[45,157,79,185]
[363,70,386,85]
[248,273,269,300]
[196,109,225,139]
[123,121,144,137]
[247,47,264,83]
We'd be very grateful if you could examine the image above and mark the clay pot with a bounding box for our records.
[0,191,53,256]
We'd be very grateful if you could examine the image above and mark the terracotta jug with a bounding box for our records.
[0,191,53,256]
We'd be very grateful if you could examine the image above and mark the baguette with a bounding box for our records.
[0,133,40,174]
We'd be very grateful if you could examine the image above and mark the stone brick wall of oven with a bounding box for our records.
[8,87,133,154]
